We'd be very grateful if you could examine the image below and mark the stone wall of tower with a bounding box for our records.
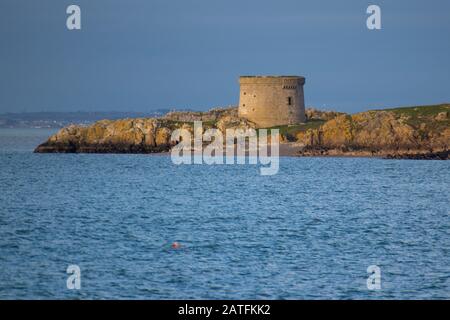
[238,76,306,128]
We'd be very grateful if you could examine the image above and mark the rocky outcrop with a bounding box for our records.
[34,107,256,153]
[296,104,450,159]
[34,118,176,153]
[163,107,238,122]
[305,108,345,121]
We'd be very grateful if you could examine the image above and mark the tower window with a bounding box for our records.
[287,97,292,105]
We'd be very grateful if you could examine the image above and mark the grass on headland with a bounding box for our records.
[376,103,450,131]
[376,103,449,117]
[267,119,326,141]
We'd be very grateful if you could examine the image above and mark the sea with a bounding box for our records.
[0,128,449,299]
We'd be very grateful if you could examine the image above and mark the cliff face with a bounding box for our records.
[296,104,450,158]
[35,104,449,159]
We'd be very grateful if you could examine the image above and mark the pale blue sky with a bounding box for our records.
[0,0,449,113]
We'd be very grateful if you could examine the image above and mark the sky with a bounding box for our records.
[0,0,449,114]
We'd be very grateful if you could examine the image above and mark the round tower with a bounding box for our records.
[238,75,306,128]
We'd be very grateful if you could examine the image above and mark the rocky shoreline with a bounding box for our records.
[296,146,450,160]
[34,141,172,154]
[385,150,450,160]
[34,104,449,160]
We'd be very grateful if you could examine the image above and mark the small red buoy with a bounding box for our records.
[171,242,181,249]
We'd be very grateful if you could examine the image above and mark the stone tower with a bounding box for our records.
[238,76,306,128]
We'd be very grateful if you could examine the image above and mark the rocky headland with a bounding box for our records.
[34,104,450,159]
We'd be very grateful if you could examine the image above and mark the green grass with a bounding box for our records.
[201,120,218,128]
[376,103,450,132]
[376,103,449,117]
[267,119,326,141]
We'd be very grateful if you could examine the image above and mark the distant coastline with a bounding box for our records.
[0,110,170,129]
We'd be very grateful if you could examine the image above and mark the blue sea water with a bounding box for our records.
[0,128,449,299]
